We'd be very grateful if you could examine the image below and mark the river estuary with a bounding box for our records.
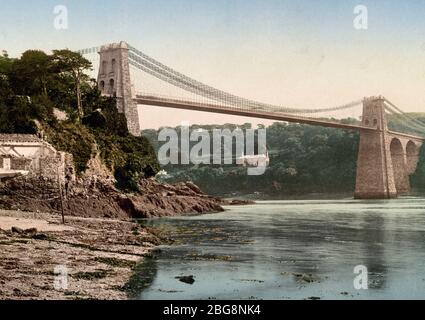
[135,198,425,300]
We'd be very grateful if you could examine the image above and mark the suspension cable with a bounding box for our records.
[384,104,425,135]
[384,98,425,130]
[128,45,363,114]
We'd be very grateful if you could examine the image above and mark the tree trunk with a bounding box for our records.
[39,76,48,98]
[76,78,82,118]
[42,80,48,98]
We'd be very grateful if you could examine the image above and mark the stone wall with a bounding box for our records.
[38,156,63,181]
[35,152,75,183]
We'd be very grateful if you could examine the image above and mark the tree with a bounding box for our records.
[0,96,38,134]
[0,51,12,73]
[0,52,13,97]
[9,50,52,97]
[52,50,92,119]
[411,145,425,190]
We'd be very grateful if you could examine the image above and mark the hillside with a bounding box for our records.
[144,120,425,198]
[0,49,159,190]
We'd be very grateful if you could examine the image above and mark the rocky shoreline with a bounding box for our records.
[0,177,254,300]
[0,177,253,219]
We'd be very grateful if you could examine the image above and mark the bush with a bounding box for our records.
[45,121,96,173]
[113,135,160,191]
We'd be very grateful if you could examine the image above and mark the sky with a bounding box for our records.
[2,0,425,129]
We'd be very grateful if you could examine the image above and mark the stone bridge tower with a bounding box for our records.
[355,97,422,199]
[355,97,397,199]
[97,42,141,136]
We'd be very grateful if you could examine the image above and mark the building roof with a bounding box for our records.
[0,134,43,143]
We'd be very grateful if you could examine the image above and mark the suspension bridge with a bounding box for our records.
[78,41,425,200]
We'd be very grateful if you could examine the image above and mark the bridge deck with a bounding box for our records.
[135,96,424,141]
[135,96,372,131]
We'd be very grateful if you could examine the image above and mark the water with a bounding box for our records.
[136,198,425,300]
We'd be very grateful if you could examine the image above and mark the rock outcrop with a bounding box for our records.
[0,176,225,219]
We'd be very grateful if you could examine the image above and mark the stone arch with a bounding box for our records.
[99,80,105,91]
[406,140,419,175]
[390,138,409,194]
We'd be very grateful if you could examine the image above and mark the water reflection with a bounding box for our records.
[136,198,425,300]
[360,214,387,289]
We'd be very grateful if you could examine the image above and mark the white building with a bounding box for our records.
[236,152,270,168]
[0,134,72,180]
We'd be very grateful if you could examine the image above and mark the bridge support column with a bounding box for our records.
[354,97,398,199]
[390,139,410,195]
[97,42,141,136]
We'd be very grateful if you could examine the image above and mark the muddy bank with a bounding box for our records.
[0,177,251,219]
[0,210,168,300]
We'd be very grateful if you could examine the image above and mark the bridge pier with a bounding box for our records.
[355,97,397,199]
[354,97,422,199]
[390,138,410,195]
[97,42,141,136]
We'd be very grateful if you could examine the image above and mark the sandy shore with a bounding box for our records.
[0,210,167,300]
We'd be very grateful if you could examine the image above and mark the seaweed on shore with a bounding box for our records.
[121,257,158,299]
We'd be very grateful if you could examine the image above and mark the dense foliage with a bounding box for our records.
[411,145,425,191]
[145,120,425,198]
[0,50,159,190]
[144,123,361,197]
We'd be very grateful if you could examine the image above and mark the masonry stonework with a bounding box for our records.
[355,97,423,199]
[97,41,141,136]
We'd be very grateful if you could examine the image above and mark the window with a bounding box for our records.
[101,61,107,75]
[109,79,115,95]
[111,59,116,74]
